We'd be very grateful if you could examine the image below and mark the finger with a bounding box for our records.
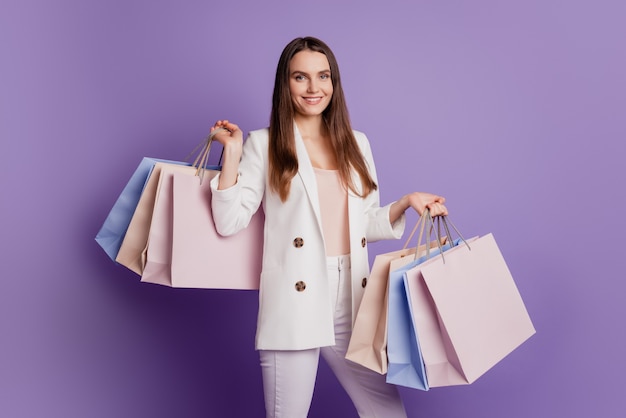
[224,121,239,132]
[214,120,239,133]
[427,203,447,217]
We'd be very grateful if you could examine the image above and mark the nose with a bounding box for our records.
[307,78,318,93]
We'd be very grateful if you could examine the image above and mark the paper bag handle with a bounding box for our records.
[398,211,437,262]
[426,212,471,264]
[407,209,471,263]
[184,127,227,184]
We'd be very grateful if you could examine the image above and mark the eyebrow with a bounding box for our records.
[291,69,331,76]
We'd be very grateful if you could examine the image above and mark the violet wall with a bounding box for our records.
[1,0,624,417]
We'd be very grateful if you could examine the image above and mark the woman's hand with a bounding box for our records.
[211,120,244,190]
[211,120,243,151]
[405,192,447,217]
[389,192,448,224]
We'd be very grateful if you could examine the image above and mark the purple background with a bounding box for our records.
[1,0,625,417]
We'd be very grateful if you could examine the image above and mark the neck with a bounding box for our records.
[294,115,325,140]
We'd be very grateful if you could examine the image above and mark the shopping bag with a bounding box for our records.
[173,171,262,288]
[140,140,264,289]
[95,157,189,261]
[170,170,262,288]
[346,219,444,374]
[405,232,535,387]
[115,161,192,274]
[383,212,460,390]
[115,127,228,276]
[402,235,479,389]
[385,237,462,390]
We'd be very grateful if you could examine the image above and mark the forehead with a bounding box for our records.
[289,50,330,73]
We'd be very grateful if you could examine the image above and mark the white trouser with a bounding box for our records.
[259,255,407,418]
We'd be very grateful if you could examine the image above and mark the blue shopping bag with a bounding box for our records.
[95,157,190,261]
[385,237,462,390]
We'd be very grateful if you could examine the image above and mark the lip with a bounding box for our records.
[303,96,323,104]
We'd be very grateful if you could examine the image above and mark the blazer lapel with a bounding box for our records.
[293,124,324,235]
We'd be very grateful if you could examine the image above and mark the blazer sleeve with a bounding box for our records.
[356,131,406,242]
[210,130,267,236]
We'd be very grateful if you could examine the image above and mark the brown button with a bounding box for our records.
[361,237,367,248]
[293,237,304,248]
[295,281,306,292]
[361,277,367,288]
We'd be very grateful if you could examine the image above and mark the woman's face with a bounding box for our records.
[288,50,333,119]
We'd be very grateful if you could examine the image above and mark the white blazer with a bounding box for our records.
[211,125,405,350]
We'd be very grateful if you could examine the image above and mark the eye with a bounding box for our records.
[294,74,306,81]
[320,73,331,80]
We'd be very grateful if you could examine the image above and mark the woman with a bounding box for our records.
[210,36,447,418]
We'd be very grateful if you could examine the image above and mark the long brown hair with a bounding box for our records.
[268,36,378,202]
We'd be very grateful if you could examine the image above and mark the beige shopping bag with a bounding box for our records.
[115,162,190,274]
[346,216,445,374]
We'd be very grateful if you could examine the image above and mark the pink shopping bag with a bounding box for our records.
[404,233,535,387]
[141,164,263,289]
[170,170,262,289]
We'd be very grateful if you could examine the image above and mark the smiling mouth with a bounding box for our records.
[303,97,323,105]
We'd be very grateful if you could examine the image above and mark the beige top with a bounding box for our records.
[314,167,350,256]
